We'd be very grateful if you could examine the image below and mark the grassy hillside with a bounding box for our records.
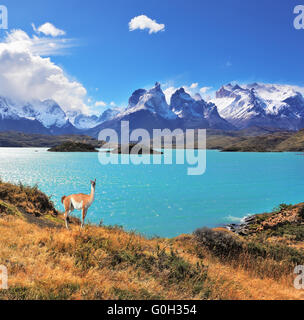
[207,129,304,152]
[275,130,304,152]
[219,132,292,152]
[0,181,304,300]
[150,127,297,152]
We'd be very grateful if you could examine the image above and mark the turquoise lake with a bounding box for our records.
[0,148,304,238]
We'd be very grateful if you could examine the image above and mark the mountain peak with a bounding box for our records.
[128,89,147,108]
[176,87,186,94]
[232,84,242,91]
[118,82,177,120]
[225,83,233,89]
[248,82,259,88]
[74,108,120,129]
[149,82,162,93]
[216,86,232,98]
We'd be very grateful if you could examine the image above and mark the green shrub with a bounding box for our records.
[247,241,304,265]
[273,203,293,213]
[193,228,244,260]
[0,181,57,216]
[268,223,304,241]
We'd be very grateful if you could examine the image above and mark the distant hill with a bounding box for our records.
[149,126,295,151]
[48,142,99,152]
[215,129,304,152]
[219,132,292,152]
[1,128,304,152]
[275,129,304,151]
[0,131,103,148]
[206,127,291,151]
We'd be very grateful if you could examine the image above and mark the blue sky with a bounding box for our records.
[0,0,303,113]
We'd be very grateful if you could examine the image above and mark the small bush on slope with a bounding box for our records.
[0,180,57,216]
[194,227,304,280]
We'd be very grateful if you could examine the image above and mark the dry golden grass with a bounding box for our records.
[0,215,208,300]
[173,235,304,300]
[0,213,303,300]
[0,181,304,300]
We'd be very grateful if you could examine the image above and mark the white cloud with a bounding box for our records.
[95,100,107,107]
[0,28,90,114]
[129,15,165,34]
[190,83,198,89]
[110,102,116,107]
[4,28,75,56]
[200,86,212,94]
[32,22,66,37]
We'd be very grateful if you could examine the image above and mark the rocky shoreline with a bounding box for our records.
[226,214,258,236]
[226,203,304,236]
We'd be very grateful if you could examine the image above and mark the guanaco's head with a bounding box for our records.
[90,179,97,189]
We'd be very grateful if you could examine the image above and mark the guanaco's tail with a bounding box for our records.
[61,196,66,204]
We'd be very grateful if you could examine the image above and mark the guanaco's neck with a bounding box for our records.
[90,185,95,202]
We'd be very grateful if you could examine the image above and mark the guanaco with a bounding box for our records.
[61,179,96,229]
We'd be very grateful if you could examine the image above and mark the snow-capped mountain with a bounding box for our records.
[0,97,78,135]
[87,83,234,138]
[0,95,122,134]
[74,114,103,130]
[3,81,304,137]
[170,88,235,130]
[121,82,178,120]
[211,83,304,130]
[74,108,120,130]
[87,83,180,138]
[100,108,120,122]
[127,89,148,109]
[32,99,69,128]
[0,98,69,127]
